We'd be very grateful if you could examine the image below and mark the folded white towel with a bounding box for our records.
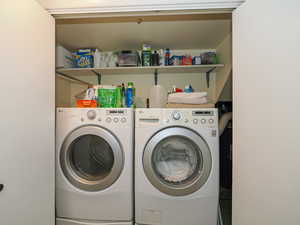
[168,92,208,104]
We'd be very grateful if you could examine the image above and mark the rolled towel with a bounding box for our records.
[168,92,208,104]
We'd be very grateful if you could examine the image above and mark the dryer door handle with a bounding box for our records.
[0,184,4,192]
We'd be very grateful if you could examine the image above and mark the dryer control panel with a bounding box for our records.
[163,109,217,127]
[136,108,218,128]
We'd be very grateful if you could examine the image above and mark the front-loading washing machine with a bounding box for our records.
[135,108,219,225]
[56,108,133,225]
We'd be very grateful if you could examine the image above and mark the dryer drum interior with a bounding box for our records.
[68,134,115,181]
[152,135,203,185]
[60,126,124,192]
[143,127,212,196]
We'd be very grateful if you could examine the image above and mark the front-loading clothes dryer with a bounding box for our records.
[56,108,133,225]
[135,108,219,225]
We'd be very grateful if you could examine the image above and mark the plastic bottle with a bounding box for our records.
[116,86,122,108]
[126,82,135,108]
[151,51,160,66]
[93,49,101,68]
[165,48,170,66]
[150,85,167,108]
[121,83,126,107]
[142,51,151,66]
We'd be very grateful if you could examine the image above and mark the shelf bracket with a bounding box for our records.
[205,67,216,88]
[91,70,102,85]
[56,71,91,86]
[154,69,158,85]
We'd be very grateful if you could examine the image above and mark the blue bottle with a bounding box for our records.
[126,83,134,107]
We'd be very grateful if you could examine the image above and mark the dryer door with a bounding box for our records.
[143,127,211,196]
[60,125,123,192]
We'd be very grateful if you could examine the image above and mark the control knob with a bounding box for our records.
[172,111,182,120]
[87,110,96,120]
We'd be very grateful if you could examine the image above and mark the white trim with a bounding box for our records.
[47,1,244,15]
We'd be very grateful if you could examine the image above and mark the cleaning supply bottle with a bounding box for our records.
[184,84,194,93]
[150,85,167,108]
[121,83,126,107]
[116,86,122,108]
[165,48,170,66]
[151,51,160,66]
[126,82,135,108]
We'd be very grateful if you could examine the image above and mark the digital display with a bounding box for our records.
[107,110,126,115]
[192,111,214,116]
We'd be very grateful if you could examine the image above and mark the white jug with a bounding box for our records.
[149,85,167,108]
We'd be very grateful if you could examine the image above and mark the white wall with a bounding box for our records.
[215,34,232,102]
[233,0,300,225]
[0,0,55,224]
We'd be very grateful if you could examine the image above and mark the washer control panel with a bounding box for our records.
[80,108,131,125]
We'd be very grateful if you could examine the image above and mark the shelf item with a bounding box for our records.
[56,64,224,87]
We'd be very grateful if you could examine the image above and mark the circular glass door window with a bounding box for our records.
[60,126,124,192]
[143,127,212,196]
[69,134,114,181]
[152,136,202,186]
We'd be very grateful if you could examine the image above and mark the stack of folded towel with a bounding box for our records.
[167,92,208,105]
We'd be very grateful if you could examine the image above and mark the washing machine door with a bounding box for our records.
[143,127,212,196]
[60,125,123,192]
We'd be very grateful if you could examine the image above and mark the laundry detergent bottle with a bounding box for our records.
[126,82,135,108]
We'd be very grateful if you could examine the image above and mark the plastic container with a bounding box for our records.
[126,85,134,107]
[77,100,97,108]
[149,85,167,108]
[93,49,101,68]
[165,49,170,66]
[151,51,160,66]
[142,51,151,66]
[115,87,122,108]
[117,50,140,67]
[56,45,74,68]
[98,85,117,108]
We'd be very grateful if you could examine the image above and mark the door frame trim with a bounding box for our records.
[47,1,245,16]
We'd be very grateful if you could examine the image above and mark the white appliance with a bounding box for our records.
[135,108,219,225]
[56,108,134,225]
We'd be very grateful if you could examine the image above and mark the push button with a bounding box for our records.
[113,118,119,123]
[201,119,206,124]
[106,117,112,123]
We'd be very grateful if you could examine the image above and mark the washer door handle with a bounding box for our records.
[0,184,4,192]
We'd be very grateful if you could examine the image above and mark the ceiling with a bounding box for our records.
[56,19,231,51]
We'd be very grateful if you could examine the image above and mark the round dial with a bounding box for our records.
[172,111,182,120]
[87,110,97,120]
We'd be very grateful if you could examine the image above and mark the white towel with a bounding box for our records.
[168,92,208,104]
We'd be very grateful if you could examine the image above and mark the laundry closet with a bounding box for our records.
[54,10,233,225]
[2,1,299,225]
